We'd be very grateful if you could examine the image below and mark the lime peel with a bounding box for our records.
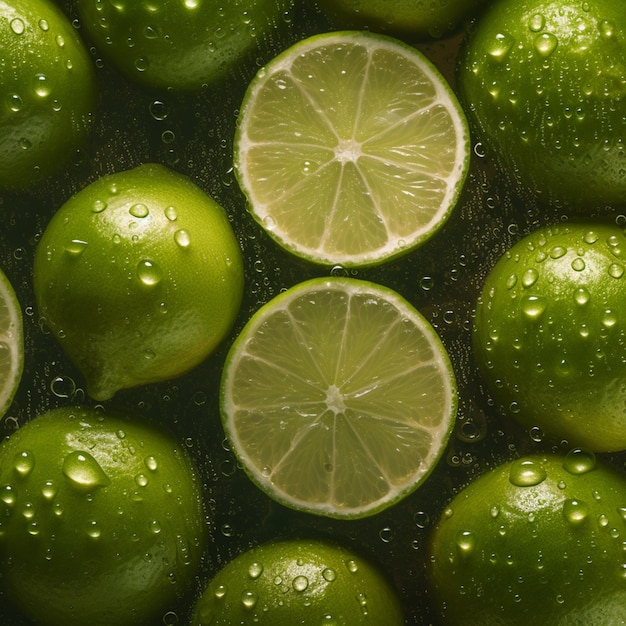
[221,276,457,518]
[0,268,23,419]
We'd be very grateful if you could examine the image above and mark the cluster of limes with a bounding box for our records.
[0,0,625,624]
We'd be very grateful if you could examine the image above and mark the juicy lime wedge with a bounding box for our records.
[0,268,23,418]
[220,277,457,518]
[234,30,470,267]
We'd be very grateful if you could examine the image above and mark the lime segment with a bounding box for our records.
[235,31,470,267]
[0,268,23,419]
[221,277,457,518]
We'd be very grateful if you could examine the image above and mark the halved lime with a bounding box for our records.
[234,31,470,267]
[220,277,457,518]
[0,268,23,418]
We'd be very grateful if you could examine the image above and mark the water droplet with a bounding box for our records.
[62,450,111,490]
[522,268,539,288]
[509,458,547,487]
[574,287,590,306]
[135,473,148,487]
[322,568,336,582]
[534,32,558,57]
[563,448,596,474]
[241,590,258,610]
[549,246,567,259]
[608,263,624,279]
[41,480,57,501]
[522,295,547,320]
[149,100,169,120]
[345,559,358,573]
[563,498,590,525]
[149,519,161,534]
[91,199,107,213]
[86,520,101,538]
[164,206,177,221]
[248,562,263,579]
[528,13,545,32]
[7,93,23,112]
[584,231,600,244]
[0,484,17,506]
[64,239,88,257]
[571,257,586,271]
[455,530,476,556]
[34,74,50,98]
[10,17,25,34]
[137,259,163,287]
[144,455,158,471]
[174,229,190,248]
[214,584,227,600]
[293,575,309,592]
[488,32,515,60]
[129,203,149,218]
[599,20,614,38]
[506,274,518,289]
[14,451,35,477]
[602,310,618,328]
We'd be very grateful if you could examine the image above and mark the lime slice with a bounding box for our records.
[220,277,457,518]
[234,30,470,267]
[0,268,23,419]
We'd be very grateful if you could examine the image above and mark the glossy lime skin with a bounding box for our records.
[459,0,626,209]
[0,0,97,189]
[428,452,626,625]
[33,163,244,401]
[75,0,294,91]
[192,538,405,625]
[0,406,206,626]
[473,223,626,452]
[316,0,489,39]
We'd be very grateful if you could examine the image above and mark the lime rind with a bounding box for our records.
[220,276,457,518]
[0,268,23,420]
[235,30,470,268]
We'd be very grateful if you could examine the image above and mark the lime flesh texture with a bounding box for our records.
[235,30,470,267]
[0,406,206,626]
[75,0,294,91]
[315,0,490,39]
[0,267,23,419]
[221,277,457,519]
[473,223,626,452]
[33,163,244,401]
[192,538,404,625]
[459,0,626,209]
[428,451,626,625]
[0,0,97,188]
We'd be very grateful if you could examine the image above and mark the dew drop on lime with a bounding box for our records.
[41,480,57,501]
[528,13,545,32]
[488,32,515,60]
[574,287,590,306]
[534,32,558,57]
[144,455,158,471]
[0,484,17,506]
[522,295,547,319]
[522,268,539,288]
[509,458,547,487]
[608,263,624,278]
[62,450,111,490]
[174,229,191,248]
[64,239,88,257]
[14,450,35,477]
[563,448,596,474]
[293,575,309,592]
[455,530,476,556]
[571,257,586,271]
[563,498,590,525]
[137,259,163,286]
[345,559,358,573]
[129,203,149,218]
[248,562,263,579]
[241,590,258,610]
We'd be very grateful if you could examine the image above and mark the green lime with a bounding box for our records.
[473,222,626,452]
[221,277,457,519]
[0,267,23,419]
[428,451,626,625]
[0,0,97,189]
[75,0,294,91]
[34,163,244,401]
[459,0,626,209]
[192,538,404,625]
[315,0,490,39]
[235,30,470,267]
[0,405,206,626]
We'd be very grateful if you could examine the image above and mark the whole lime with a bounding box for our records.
[192,538,405,625]
[75,0,294,91]
[315,0,490,39]
[0,405,206,626]
[473,222,626,452]
[459,0,626,209]
[428,451,626,625]
[34,163,244,401]
[0,0,97,189]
